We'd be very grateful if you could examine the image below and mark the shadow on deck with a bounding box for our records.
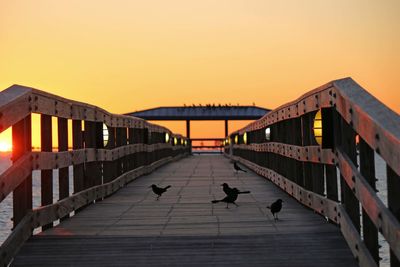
[13,155,357,267]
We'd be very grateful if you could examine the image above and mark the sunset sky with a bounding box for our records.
[1,0,399,149]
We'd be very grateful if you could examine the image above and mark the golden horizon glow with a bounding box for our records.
[0,1,399,149]
[0,141,12,152]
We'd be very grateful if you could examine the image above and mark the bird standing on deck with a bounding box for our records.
[221,183,250,196]
[234,162,247,173]
[211,190,240,209]
[149,184,171,200]
[267,199,283,220]
[212,183,251,208]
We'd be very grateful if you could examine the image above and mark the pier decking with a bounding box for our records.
[13,155,357,266]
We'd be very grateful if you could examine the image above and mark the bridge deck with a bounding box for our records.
[13,155,357,267]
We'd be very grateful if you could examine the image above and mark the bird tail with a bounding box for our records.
[164,185,171,190]
[211,200,220,204]
[238,191,250,194]
[242,169,247,172]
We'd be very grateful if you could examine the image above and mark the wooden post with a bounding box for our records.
[293,117,304,187]
[133,128,141,167]
[359,138,379,264]
[103,126,116,183]
[58,117,69,221]
[387,165,400,267]
[224,120,228,138]
[301,114,313,190]
[325,165,338,201]
[84,121,102,188]
[312,163,325,195]
[115,127,124,176]
[128,128,134,171]
[41,114,53,230]
[121,127,128,173]
[72,120,84,193]
[12,115,32,228]
[325,164,338,224]
[144,128,149,166]
[305,112,325,195]
[340,119,360,232]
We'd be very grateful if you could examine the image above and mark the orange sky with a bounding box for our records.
[1,0,399,149]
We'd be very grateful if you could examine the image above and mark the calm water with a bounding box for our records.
[0,152,74,244]
[0,152,391,265]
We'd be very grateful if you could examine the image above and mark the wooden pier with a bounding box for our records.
[0,77,399,266]
[12,155,357,266]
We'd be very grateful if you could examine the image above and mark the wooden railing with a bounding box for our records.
[225,78,400,267]
[190,138,224,152]
[0,85,190,266]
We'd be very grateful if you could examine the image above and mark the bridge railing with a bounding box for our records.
[0,85,190,266]
[190,138,224,153]
[225,78,400,267]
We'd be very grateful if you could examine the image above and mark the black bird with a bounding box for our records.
[212,185,250,208]
[267,199,283,220]
[234,162,247,173]
[221,183,250,196]
[212,190,240,208]
[149,184,171,200]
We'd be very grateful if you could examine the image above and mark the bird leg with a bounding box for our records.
[226,203,229,209]
[156,196,160,201]
[233,202,239,207]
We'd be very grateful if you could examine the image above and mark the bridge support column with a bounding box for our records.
[224,120,228,137]
[186,120,190,138]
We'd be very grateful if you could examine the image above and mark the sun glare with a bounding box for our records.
[0,128,12,152]
[0,141,12,152]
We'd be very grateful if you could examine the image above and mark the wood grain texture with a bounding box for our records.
[13,155,357,267]
[228,154,379,267]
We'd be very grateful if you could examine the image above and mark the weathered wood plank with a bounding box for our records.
[359,138,379,264]
[41,114,53,230]
[13,155,356,267]
[12,116,32,228]
[72,120,84,194]
[387,165,400,266]
[337,148,400,261]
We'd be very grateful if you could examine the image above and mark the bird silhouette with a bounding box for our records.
[267,199,283,220]
[149,184,171,200]
[221,183,250,196]
[212,184,251,208]
[234,162,247,173]
[211,192,239,209]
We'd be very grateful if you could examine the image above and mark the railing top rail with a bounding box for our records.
[0,84,173,134]
[230,77,400,175]
[333,78,400,144]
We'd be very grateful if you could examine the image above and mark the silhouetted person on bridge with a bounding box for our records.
[267,199,283,220]
[149,184,171,200]
[234,162,247,173]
